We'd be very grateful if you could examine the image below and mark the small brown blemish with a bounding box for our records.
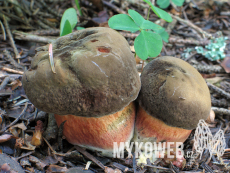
[91,39,98,42]
[97,46,111,53]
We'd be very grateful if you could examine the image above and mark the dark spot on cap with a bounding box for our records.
[91,39,98,42]
[97,46,111,53]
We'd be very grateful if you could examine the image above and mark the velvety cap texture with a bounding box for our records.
[23,27,141,117]
[138,56,211,130]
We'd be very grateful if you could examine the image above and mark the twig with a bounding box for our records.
[0,76,10,91]
[146,158,155,173]
[36,19,51,29]
[133,152,136,173]
[144,164,171,170]
[13,30,55,43]
[3,15,20,59]
[0,102,28,134]
[102,0,126,14]
[212,107,230,116]
[185,52,197,62]
[207,82,230,100]
[119,31,138,39]
[58,120,66,151]
[0,20,6,40]
[171,14,213,39]
[15,151,35,161]
[120,31,209,46]
[43,137,58,154]
[44,137,85,160]
[200,162,214,173]
[0,12,10,22]
[1,10,28,25]
[220,11,230,16]
[3,49,24,69]
[165,18,177,36]
[37,0,61,18]
[168,37,209,46]
[211,97,229,108]
[1,66,24,75]
[170,162,180,173]
[192,64,225,73]
[5,0,32,16]
[111,162,132,172]
[37,15,55,28]
[75,145,105,170]
[29,29,60,36]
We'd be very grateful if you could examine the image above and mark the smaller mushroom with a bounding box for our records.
[133,56,211,154]
[23,27,141,156]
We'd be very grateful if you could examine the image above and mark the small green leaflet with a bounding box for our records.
[128,9,145,27]
[172,0,184,6]
[157,0,185,9]
[143,0,172,22]
[128,10,162,31]
[155,28,169,42]
[157,0,170,9]
[60,8,78,36]
[108,14,140,33]
[134,30,163,60]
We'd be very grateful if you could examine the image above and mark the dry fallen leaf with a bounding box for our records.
[31,120,44,147]
[9,122,27,137]
[10,79,22,91]
[221,57,230,73]
[15,138,24,148]
[19,134,36,151]
[31,130,43,147]
[163,151,186,169]
[46,164,68,173]
[10,123,27,130]
[0,134,15,143]
[105,167,122,173]
[206,109,216,124]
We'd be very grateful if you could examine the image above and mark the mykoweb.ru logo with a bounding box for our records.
[113,142,184,159]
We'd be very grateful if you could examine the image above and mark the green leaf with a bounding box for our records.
[128,9,162,31]
[60,8,78,36]
[60,20,72,36]
[128,9,145,27]
[108,14,140,33]
[140,20,162,31]
[172,0,185,6]
[134,30,163,60]
[150,5,172,22]
[155,28,169,42]
[143,0,172,22]
[77,26,85,30]
[156,0,170,9]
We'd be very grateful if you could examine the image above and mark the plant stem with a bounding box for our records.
[74,0,82,16]
[147,7,151,20]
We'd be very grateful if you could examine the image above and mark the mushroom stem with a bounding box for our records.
[133,105,192,149]
[54,102,136,157]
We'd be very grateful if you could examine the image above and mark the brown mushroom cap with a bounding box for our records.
[23,27,141,117]
[138,56,211,130]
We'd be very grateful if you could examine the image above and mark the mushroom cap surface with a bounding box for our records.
[138,56,211,130]
[23,27,141,117]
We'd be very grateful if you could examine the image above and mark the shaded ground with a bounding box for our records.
[0,0,230,172]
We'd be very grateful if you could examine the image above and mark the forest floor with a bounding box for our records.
[0,0,230,172]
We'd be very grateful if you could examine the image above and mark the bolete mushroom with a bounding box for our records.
[23,27,141,156]
[133,56,211,150]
